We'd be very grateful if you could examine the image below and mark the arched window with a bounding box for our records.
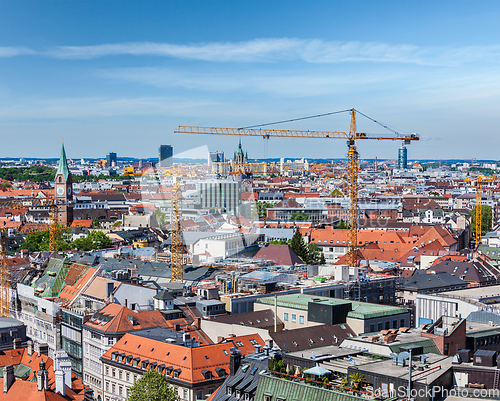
[58,177,62,183]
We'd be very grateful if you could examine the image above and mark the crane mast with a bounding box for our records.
[175,108,418,268]
[170,178,184,282]
[465,176,500,247]
[346,109,359,267]
[0,197,61,316]
[0,230,9,317]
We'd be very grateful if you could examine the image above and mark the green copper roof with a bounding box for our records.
[56,143,70,181]
[257,293,408,319]
[388,338,440,354]
[255,373,362,401]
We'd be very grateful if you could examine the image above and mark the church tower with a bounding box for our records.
[233,138,248,164]
[54,144,73,225]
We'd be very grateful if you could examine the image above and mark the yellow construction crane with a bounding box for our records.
[163,167,186,283]
[175,108,419,267]
[170,176,184,282]
[0,197,61,316]
[211,160,308,176]
[0,229,9,316]
[464,176,500,247]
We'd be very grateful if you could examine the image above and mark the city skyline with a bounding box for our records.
[1,1,500,159]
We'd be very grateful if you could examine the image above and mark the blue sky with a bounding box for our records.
[1,0,500,161]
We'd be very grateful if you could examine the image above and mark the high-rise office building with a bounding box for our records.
[398,146,407,169]
[208,151,225,165]
[198,179,241,215]
[158,145,173,167]
[106,152,117,167]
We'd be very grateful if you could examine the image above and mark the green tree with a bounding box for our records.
[290,212,309,221]
[253,201,276,220]
[270,239,288,245]
[22,230,72,252]
[154,210,168,228]
[127,369,179,401]
[306,243,323,264]
[319,251,326,265]
[71,231,112,251]
[471,205,493,236]
[338,220,348,229]
[290,230,308,263]
[93,217,101,228]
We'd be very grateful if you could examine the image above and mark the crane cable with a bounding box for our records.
[238,108,410,137]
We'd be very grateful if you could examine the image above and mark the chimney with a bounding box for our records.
[255,344,262,353]
[229,348,241,375]
[27,340,33,356]
[55,370,66,396]
[12,338,21,349]
[106,282,114,300]
[37,361,47,391]
[175,324,181,332]
[195,318,201,329]
[217,336,225,343]
[3,365,14,393]
[125,299,128,308]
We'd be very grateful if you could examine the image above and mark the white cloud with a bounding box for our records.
[41,39,500,66]
[95,66,399,97]
[0,46,36,57]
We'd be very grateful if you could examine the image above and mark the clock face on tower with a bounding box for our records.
[67,187,72,195]
[57,186,65,196]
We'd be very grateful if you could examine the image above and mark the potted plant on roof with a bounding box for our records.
[349,372,365,390]
[340,377,348,391]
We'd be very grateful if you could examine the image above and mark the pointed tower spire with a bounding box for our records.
[56,143,70,181]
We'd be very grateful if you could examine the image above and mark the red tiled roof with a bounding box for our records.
[70,220,93,228]
[254,244,303,265]
[84,303,170,334]
[102,332,264,384]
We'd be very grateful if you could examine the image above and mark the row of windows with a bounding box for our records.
[283,313,304,324]
[369,319,406,332]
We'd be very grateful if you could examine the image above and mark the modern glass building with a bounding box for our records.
[158,145,173,167]
[198,179,241,215]
[106,152,117,167]
[398,146,407,169]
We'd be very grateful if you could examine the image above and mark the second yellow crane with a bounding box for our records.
[465,176,500,247]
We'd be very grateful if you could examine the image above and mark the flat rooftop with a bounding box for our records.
[257,293,408,319]
[438,285,500,305]
[358,353,454,385]
[341,328,440,356]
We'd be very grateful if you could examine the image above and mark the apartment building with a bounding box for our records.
[82,303,170,400]
[100,331,264,401]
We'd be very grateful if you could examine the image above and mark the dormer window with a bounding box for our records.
[227,387,232,396]
[236,390,241,399]
[202,370,212,380]
[173,368,181,378]
[142,360,149,370]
